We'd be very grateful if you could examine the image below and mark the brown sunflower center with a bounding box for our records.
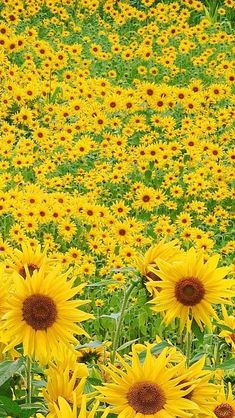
[22,294,57,330]
[127,381,166,414]
[230,333,235,344]
[19,264,39,279]
[214,403,234,418]
[175,277,205,306]
[146,265,161,282]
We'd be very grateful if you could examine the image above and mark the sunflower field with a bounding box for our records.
[0,0,235,416]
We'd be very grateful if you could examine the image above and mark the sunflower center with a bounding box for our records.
[230,333,235,344]
[146,265,161,282]
[175,277,205,306]
[127,381,166,414]
[23,294,57,330]
[214,403,234,418]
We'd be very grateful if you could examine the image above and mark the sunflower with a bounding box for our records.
[96,347,197,417]
[7,242,53,278]
[43,352,88,417]
[212,383,235,418]
[1,266,94,364]
[150,248,234,331]
[53,395,110,418]
[76,342,110,366]
[175,357,217,416]
[135,239,184,294]
[218,305,235,352]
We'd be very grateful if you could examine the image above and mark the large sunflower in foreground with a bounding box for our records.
[150,248,234,331]
[96,347,197,417]
[1,266,94,364]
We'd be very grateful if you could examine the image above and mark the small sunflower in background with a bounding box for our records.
[1,265,94,364]
[150,248,234,331]
[76,342,110,366]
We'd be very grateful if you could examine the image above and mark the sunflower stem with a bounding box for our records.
[214,337,220,368]
[110,278,140,364]
[26,356,32,404]
[185,331,191,368]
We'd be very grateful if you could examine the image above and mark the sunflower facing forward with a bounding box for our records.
[213,383,235,418]
[96,347,197,417]
[1,265,94,364]
[150,248,234,331]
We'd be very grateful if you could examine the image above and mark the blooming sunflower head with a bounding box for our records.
[150,248,234,331]
[135,239,184,289]
[1,265,94,364]
[96,347,198,417]
[7,242,54,279]
[213,383,235,418]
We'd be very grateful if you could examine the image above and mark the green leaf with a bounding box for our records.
[117,338,139,352]
[0,358,25,387]
[20,403,44,418]
[139,342,170,362]
[215,322,234,333]
[87,377,102,386]
[76,341,103,350]
[216,358,235,370]
[0,396,21,417]
[192,320,204,345]
[145,170,152,181]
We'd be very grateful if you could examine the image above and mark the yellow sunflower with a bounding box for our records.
[150,248,234,331]
[7,242,54,278]
[43,353,88,417]
[176,357,217,416]
[96,347,197,417]
[212,383,235,418]
[53,395,110,418]
[218,305,235,352]
[1,265,94,364]
[135,239,184,294]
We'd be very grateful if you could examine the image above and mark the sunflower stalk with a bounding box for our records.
[185,331,192,368]
[25,356,32,404]
[111,278,140,364]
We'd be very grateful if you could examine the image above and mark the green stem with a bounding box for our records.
[214,338,220,368]
[185,332,191,368]
[110,279,140,364]
[26,356,32,404]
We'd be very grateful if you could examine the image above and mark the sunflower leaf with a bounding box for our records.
[0,396,21,417]
[216,358,235,370]
[138,342,171,362]
[214,322,234,333]
[192,319,204,345]
[0,358,25,388]
[117,338,139,352]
